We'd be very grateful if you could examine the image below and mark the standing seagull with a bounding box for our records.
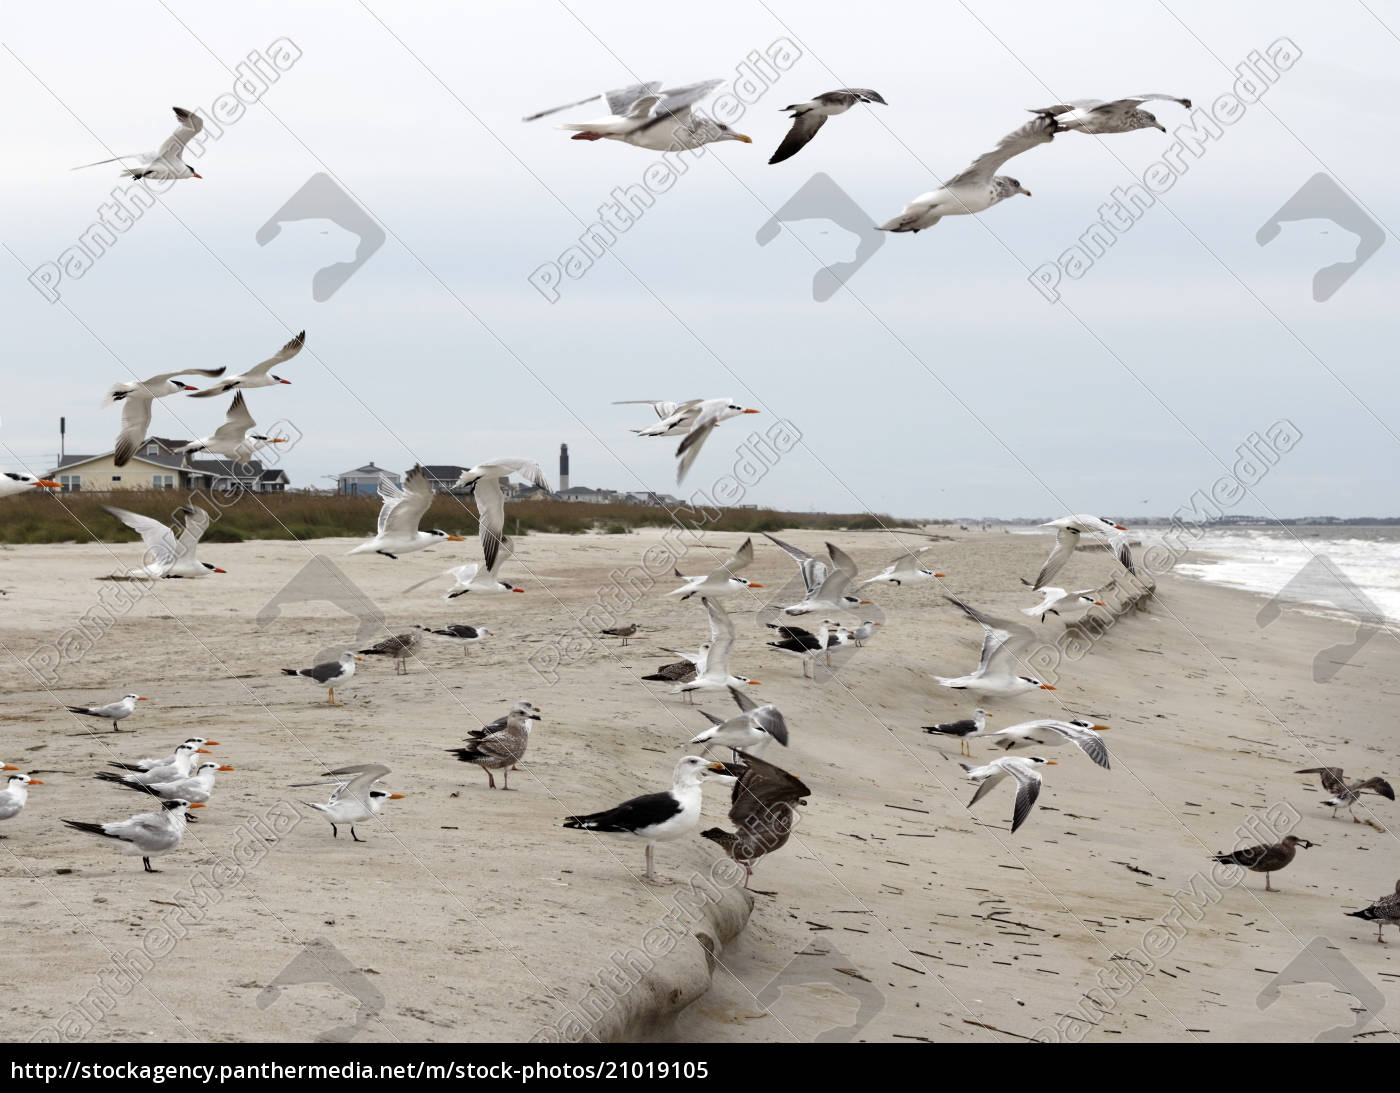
[879,115,1056,233]
[72,106,206,180]
[960,756,1056,833]
[453,458,551,575]
[600,622,638,646]
[175,392,287,464]
[104,367,227,466]
[671,598,762,701]
[348,466,466,559]
[102,504,225,578]
[187,331,306,398]
[702,752,811,887]
[688,684,789,759]
[667,537,762,599]
[1345,880,1400,943]
[764,535,872,616]
[0,774,42,831]
[1031,94,1191,135]
[281,652,362,706]
[415,623,494,655]
[1029,515,1128,591]
[0,471,60,497]
[982,718,1112,769]
[765,620,846,679]
[562,755,730,884]
[294,764,404,842]
[935,597,1058,697]
[1297,767,1396,822]
[66,693,148,732]
[527,80,752,151]
[861,546,947,587]
[1212,834,1314,892]
[448,706,539,790]
[62,799,203,873]
[769,89,886,164]
[358,629,423,675]
[923,708,990,756]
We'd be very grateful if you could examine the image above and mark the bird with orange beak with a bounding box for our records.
[62,799,204,873]
[0,773,41,825]
[348,465,467,559]
[293,763,404,843]
[0,471,60,497]
[65,693,149,732]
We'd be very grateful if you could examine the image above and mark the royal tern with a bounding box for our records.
[673,399,761,484]
[175,392,287,464]
[1031,94,1191,135]
[415,623,495,654]
[1029,515,1128,592]
[102,743,207,786]
[1296,768,1396,822]
[281,652,362,706]
[348,465,466,559]
[599,622,638,646]
[66,693,148,732]
[879,115,1055,233]
[187,331,306,399]
[1346,879,1400,943]
[562,755,730,884]
[102,504,225,578]
[688,684,789,759]
[922,708,990,756]
[295,763,404,842]
[667,537,762,599]
[1020,581,1105,622]
[453,458,551,575]
[671,598,761,701]
[448,706,540,790]
[0,471,60,497]
[769,88,886,165]
[99,761,233,804]
[73,106,206,180]
[960,755,1056,833]
[441,533,524,596]
[112,738,220,773]
[616,399,753,438]
[763,535,872,616]
[0,774,42,828]
[1212,834,1314,892]
[528,80,752,151]
[103,367,227,467]
[983,718,1112,769]
[358,630,423,675]
[861,546,946,587]
[765,620,847,679]
[62,799,203,872]
[702,751,810,888]
[936,596,1057,698]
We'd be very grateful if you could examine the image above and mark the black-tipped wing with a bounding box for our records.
[563,790,680,833]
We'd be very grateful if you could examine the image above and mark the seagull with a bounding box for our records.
[415,623,494,655]
[936,596,1058,698]
[960,756,1056,833]
[763,535,872,616]
[1212,834,1314,892]
[847,620,880,647]
[104,367,227,466]
[1346,879,1400,943]
[447,706,540,790]
[1020,581,1105,622]
[175,392,287,464]
[879,115,1055,232]
[72,106,206,180]
[562,755,731,884]
[358,630,423,675]
[293,763,404,841]
[982,718,1112,769]
[62,799,203,872]
[441,535,524,596]
[671,598,762,701]
[641,648,706,685]
[527,81,752,151]
[101,743,207,786]
[861,546,946,587]
[66,693,148,732]
[111,737,220,773]
[765,620,847,679]
[349,465,466,559]
[1296,768,1396,822]
[701,751,811,888]
[0,774,42,830]
[688,684,789,759]
[922,708,990,756]
[102,504,225,578]
[1029,515,1128,591]
[0,471,60,497]
[600,622,638,646]
[673,400,762,484]
[187,331,306,398]
[453,458,550,573]
[667,537,763,599]
[281,652,362,705]
[1031,94,1192,135]
[769,88,886,165]
[98,761,234,804]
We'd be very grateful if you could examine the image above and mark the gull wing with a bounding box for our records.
[639,79,723,130]
[729,751,809,822]
[946,115,1056,188]
[606,82,664,117]
[1297,767,1349,796]
[769,112,828,165]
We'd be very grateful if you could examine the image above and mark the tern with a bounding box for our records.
[861,546,946,587]
[62,799,204,872]
[348,465,466,559]
[1020,581,1105,622]
[0,471,60,497]
[769,88,886,165]
[0,774,42,830]
[688,684,789,759]
[764,535,871,616]
[936,596,1058,698]
[1031,94,1192,135]
[666,537,762,599]
[1029,515,1128,591]
[294,763,404,842]
[527,81,752,151]
[73,106,206,180]
[111,738,220,773]
[102,743,208,785]
[441,535,525,597]
[175,392,287,464]
[66,693,149,732]
[102,504,224,578]
[960,756,1056,833]
[671,598,762,701]
[103,366,227,466]
[982,718,1112,769]
[453,458,551,574]
[187,331,306,398]
[98,761,234,804]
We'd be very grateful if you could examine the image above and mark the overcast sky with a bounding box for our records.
[4,0,1398,520]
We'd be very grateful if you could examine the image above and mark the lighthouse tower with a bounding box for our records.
[559,443,569,492]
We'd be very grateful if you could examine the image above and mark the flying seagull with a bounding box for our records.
[702,751,811,888]
[527,80,752,151]
[1031,94,1191,135]
[769,88,886,165]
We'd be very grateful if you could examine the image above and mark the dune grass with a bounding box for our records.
[0,489,924,545]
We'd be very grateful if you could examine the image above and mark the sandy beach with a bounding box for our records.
[1,526,1397,1044]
